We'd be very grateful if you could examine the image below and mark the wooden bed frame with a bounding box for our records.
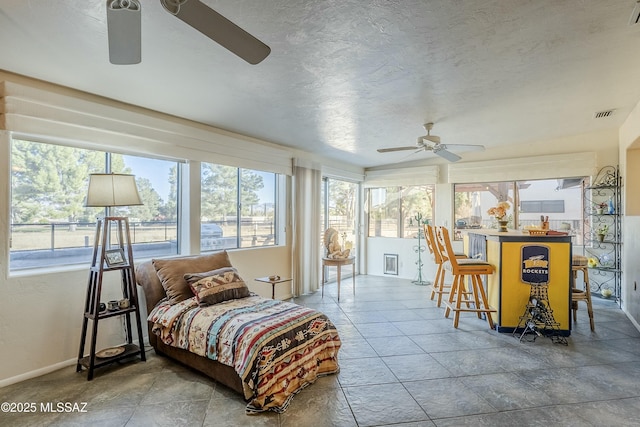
[135,258,244,395]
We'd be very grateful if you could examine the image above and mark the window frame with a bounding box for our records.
[366,184,435,238]
[199,162,280,252]
[9,136,182,272]
[453,177,585,240]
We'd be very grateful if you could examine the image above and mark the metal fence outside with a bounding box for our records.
[10,219,276,270]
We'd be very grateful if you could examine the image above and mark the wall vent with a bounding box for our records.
[593,109,616,119]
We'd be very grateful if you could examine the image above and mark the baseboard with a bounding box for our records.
[624,308,640,332]
[0,358,76,388]
[0,335,150,388]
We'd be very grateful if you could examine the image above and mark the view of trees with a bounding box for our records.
[10,139,277,269]
[12,140,106,224]
[327,179,357,227]
[11,140,173,224]
[11,140,269,227]
[401,185,434,238]
[200,163,267,221]
[367,185,434,238]
[323,178,358,248]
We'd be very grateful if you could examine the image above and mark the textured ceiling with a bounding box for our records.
[1,1,639,168]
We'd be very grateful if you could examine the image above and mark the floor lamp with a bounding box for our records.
[78,173,146,380]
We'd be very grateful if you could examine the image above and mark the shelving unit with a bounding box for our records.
[582,166,622,306]
[76,217,146,380]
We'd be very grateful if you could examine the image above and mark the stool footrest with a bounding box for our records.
[443,303,496,313]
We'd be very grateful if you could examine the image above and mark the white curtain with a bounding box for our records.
[292,160,322,296]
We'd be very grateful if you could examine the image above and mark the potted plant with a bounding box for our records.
[595,202,607,215]
[596,224,609,242]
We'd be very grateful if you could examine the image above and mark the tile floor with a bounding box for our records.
[2,275,640,426]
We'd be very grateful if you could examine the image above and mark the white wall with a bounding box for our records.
[366,237,437,282]
[619,98,640,330]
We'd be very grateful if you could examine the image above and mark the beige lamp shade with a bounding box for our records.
[85,173,143,207]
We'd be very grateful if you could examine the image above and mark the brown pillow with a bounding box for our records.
[185,267,250,305]
[152,251,232,305]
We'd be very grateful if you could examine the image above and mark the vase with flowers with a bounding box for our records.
[487,201,511,232]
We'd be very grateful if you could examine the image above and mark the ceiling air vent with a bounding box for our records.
[593,109,616,119]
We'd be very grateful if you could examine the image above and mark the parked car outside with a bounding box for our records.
[200,223,224,251]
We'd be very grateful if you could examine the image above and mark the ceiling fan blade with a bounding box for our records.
[434,148,462,162]
[161,0,271,64]
[107,0,142,65]
[377,146,420,153]
[443,143,485,152]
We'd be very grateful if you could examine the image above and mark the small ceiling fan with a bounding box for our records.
[107,0,271,65]
[377,123,484,162]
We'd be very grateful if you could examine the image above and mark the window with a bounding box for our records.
[10,138,180,270]
[117,155,179,258]
[200,163,277,251]
[322,178,358,247]
[367,185,434,238]
[454,178,584,241]
[368,187,401,237]
[321,177,359,281]
[400,185,434,238]
[454,182,515,237]
[517,179,583,242]
[240,169,277,248]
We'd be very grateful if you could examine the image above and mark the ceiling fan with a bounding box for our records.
[106,0,271,65]
[377,123,484,162]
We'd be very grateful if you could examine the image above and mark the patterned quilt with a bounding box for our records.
[148,294,341,413]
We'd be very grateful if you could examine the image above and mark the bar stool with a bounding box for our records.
[571,255,595,331]
[424,224,467,307]
[435,226,496,329]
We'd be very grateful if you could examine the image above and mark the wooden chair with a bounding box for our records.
[571,256,595,331]
[424,224,467,307]
[435,226,496,329]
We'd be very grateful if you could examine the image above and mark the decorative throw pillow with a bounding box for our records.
[184,267,250,305]
[152,251,232,305]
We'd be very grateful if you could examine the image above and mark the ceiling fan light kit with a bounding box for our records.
[107,0,142,65]
[107,0,271,65]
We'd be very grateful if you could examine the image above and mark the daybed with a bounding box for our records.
[136,250,341,414]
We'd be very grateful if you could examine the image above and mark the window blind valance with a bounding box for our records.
[447,152,598,183]
[364,165,439,187]
[0,76,293,175]
[322,165,364,182]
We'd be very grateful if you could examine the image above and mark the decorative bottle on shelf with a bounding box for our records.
[608,197,615,214]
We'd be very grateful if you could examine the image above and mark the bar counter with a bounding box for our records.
[464,229,572,335]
